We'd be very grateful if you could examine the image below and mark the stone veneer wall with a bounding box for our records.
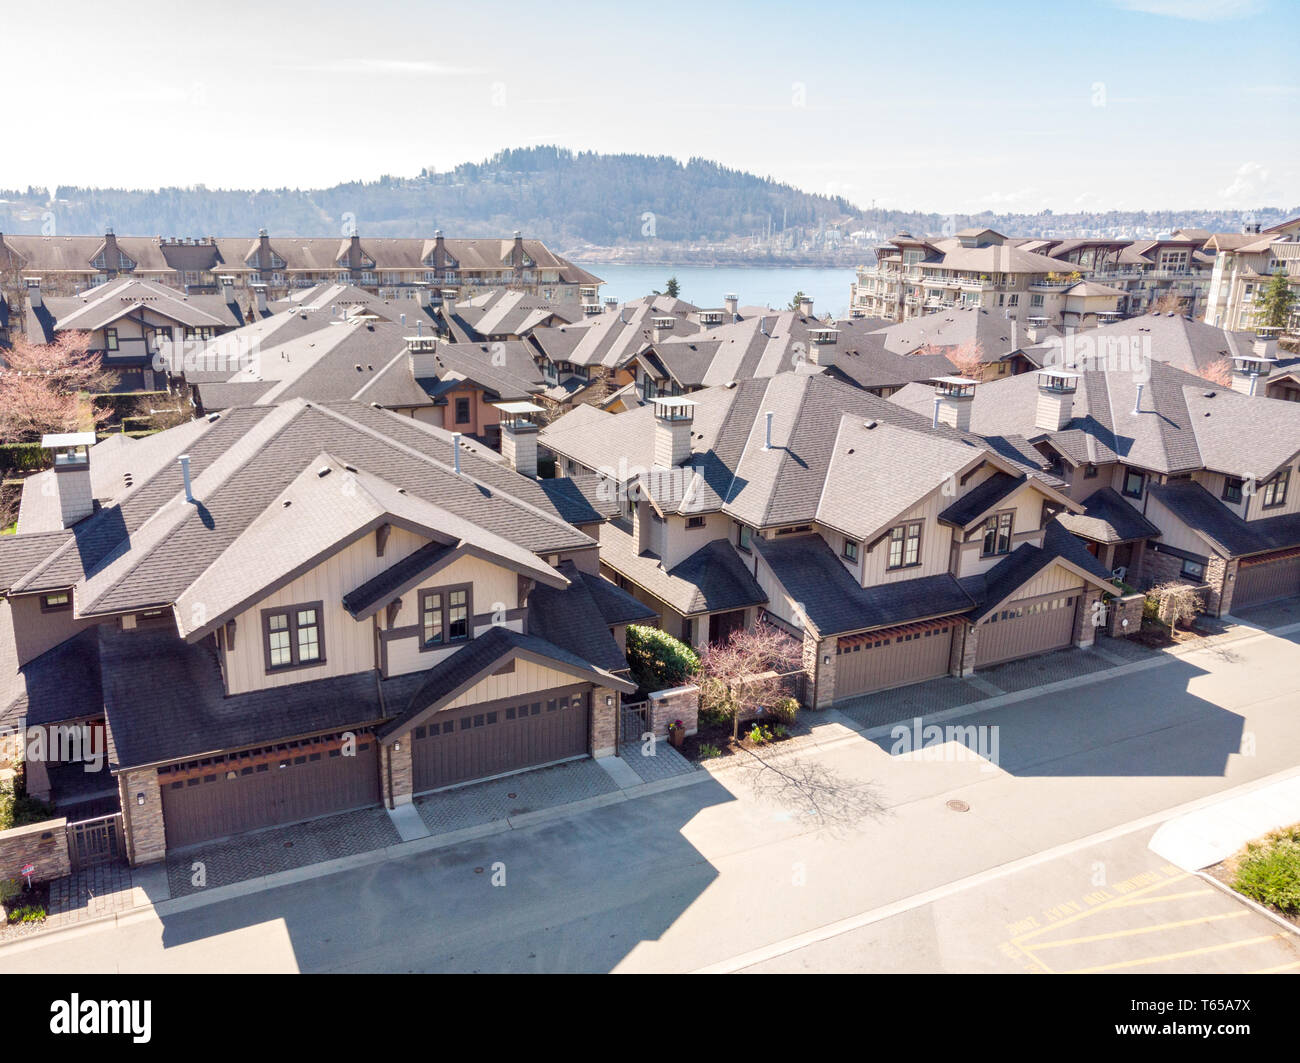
[119,769,166,866]
[1106,593,1146,637]
[0,817,70,884]
[591,685,618,758]
[803,631,837,709]
[381,739,414,806]
[648,685,700,737]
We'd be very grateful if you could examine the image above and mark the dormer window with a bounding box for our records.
[980,511,1014,557]
[420,585,472,650]
[888,521,923,569]
[263,603,324,672]
[1222,477,1244,505]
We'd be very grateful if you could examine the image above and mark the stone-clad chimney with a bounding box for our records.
[42,432,97,528]
[932,377,977,432]
[652,397,695,468]
[724,293,739,319]
[25,277,43,310]
[498,402,542,478]
[1034,368,1078,431]
[808,327,839,369]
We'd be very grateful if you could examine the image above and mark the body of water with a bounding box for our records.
[573,263,860,319]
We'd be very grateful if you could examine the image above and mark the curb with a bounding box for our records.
[1196,871,1300,941]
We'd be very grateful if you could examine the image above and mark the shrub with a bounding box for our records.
[1233,826,1300,914]
[767,696,799,727]
[0,877,21,906]
[747,723,772,745]
[624,625,700,695]
[0,770,55,832]
[0,443,49,477]
[697,743,722,760]
[7,905,45,924]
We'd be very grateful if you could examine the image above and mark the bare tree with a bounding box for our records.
[696,621,802,739]
[0,331,113,442]
[1148,581,1204,635]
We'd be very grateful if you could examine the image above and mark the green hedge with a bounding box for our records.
[625,624,699,695]
[0,443,49,476]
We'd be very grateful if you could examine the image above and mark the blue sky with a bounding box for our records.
[8,0,1296,212]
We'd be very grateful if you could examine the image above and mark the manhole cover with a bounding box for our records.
[946,799,970,812]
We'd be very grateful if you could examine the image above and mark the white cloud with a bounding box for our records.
[1219,160,1273,202]
[1110,0,1265,20]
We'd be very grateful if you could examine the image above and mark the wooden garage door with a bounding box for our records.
[1233,552,1300,610]
[160,730,381,849]
[412,685,590,793]
[835,622,955,700]
[976,591,1078,668]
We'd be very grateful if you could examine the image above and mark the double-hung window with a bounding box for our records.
[981,511,1014,557]
[263,603,324,671]
[887,521,922,570]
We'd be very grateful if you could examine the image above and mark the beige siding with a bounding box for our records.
[1144,495,1214,555]
[1243,461,1300,520]
[222,529,529,695]
[660,512,732,570]
[752,548,807,632]
[860,493,954,586]
[386,617,524,677]
[445,659,588,710]
[1192,470,1248,519]
[1011,563,1085,602]
[5,595,100,667]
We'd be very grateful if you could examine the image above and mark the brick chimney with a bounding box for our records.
[42,432,97,527]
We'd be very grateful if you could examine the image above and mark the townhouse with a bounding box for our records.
[632,307,952,401]
[1202,217,1300,336]
[886,351,1300,616]
[0,229,601,303]
[23,275,247,392]
[538,373,1118,707]
[0,400,651,857]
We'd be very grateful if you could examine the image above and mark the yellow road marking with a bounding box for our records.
[1013,873,1190,944]
[1252,960,1300,973]
[1029,911,1248,950]
[1111,889,1217,907]
[1065,935,1284,973]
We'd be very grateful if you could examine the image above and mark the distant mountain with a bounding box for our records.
[0,147,1294,254]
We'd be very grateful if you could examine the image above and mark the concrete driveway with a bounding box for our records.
[5,622,1299,974]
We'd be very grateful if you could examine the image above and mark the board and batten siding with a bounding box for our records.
[859,493,954,587]
[442,659,590,712]
[1005,562,1085,603]
[1143,494,1215,557]
[220,526,535,696]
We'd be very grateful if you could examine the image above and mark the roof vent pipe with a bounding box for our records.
[764,411,774,451]
[932,397,941,429]
[452,433,462,475]
[1132,383,1144,415]
[178,454,194,502]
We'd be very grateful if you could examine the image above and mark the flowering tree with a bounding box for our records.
[696,620,802,739]
[919,339,985,380]
[0,331,113,442]
[1200,356,1233,388]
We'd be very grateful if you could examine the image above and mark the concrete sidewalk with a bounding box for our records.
[1149,774,1300,871]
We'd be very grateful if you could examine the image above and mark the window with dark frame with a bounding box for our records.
[104,327,118,351]
[1083,464,1098,479]
[40,591,71,611]
[419,585,472,649]
[1222,476,1244,505]
[263,603,324,671]
[686,515,706,529]
[1261,469,1289,509]
[887,521,922,569]
[454,397,471,424]
[736,523,752,552]
[1180,557,1205,581]
[1122,469,1145,498]
[842,538,859,562]
[981,511,1014,557]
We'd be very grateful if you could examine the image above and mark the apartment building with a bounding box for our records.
[0,229,601,304]
[0,401,648,855]
[850,228,1102,326]
[1044,230,1216,318]
[1202,217,1300,335]
[539,374,1117,707]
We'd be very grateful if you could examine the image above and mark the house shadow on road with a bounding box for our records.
[148,771,741,973]
[868,652,1256,779]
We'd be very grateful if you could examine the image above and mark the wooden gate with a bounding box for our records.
[67,812,124,870]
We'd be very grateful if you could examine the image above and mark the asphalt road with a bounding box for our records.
[6,624,1299,974]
